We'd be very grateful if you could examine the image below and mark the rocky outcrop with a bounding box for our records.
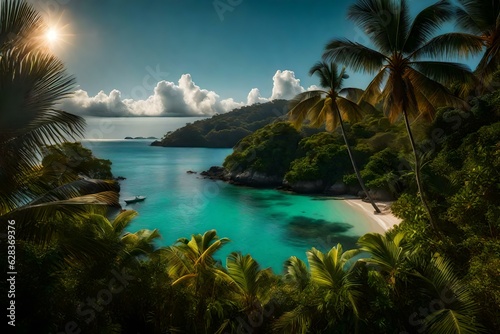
[151,140,162,146]
[230,170,283,187]
[198,167,392,199]
[327,181,348,195]
[200,166,228,180]
[287,180,325,193]
[326,181,362,196]
[367,188,395,201]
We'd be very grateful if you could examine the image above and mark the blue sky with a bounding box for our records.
[31,0,476,117]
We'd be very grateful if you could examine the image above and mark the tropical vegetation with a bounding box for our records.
[2,0,499,333]
[288,61,381,212]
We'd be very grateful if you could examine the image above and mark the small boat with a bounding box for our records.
[124,195,146,204]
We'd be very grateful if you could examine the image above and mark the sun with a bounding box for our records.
[46,28,59,43]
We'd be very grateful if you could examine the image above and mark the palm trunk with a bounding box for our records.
[402,110,438,231]
[336,113,381,214]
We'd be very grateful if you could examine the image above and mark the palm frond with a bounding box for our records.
[411,32,485,60]
[288,91,325,128]
[347,0,408,53]
[359,67,388,105]
[337,96,363,123]
[406,66,469,110]
[323,39,387,74]
[339,87,365,102]
[410,61,472,89]
[112,210,138,234]
[28,178,119,205]
[226,252,261,298]
[272,306,311,334]
[0,0,46,52]
[357,232,407,277]
[283,256,310,291]
[403,0,454,53]
[309,61,335,89]
[457,0,499,32]
[412,256,485,333]
[475,43,500,85]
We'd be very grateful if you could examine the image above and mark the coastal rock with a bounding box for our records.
[231,170,283,187]
[368,189,395,201]
[347,184,362,196]
[289,180,324,193]
[327,181,348,195]
[186,170,197,174]
[200,166,228,180]
[150,140,162,146]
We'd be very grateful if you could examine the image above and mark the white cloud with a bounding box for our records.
[270,70,305,100]
[246,88,269,105]
[61,70,312,117]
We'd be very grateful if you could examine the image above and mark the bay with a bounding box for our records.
[83,139,375,273]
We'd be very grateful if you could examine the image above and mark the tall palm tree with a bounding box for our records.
[289,61,381,213]
[323,0,474,231]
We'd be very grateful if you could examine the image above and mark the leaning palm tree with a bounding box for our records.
[323,0,475,231]
[289,61,381,213]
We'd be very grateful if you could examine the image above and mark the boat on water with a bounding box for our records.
[124,196,146,204]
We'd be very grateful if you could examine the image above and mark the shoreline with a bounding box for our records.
[342,197,401,233]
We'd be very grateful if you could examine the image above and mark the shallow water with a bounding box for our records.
[84,140,374,273]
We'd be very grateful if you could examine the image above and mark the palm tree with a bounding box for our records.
[289,61,381,213]
[358,232,484,332]
[323,0,474,231]
[274,244,362,333]
[357,232,415,286]
[0,0,118,243]
[163,230,230,332]
[214,252,274,333]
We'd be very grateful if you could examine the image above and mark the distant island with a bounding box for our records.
[125,136,158,139]
[151,100,289,148]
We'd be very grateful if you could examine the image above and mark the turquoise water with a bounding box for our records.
[83,140,374,273]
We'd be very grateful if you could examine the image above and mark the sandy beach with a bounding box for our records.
[343,197,401,234]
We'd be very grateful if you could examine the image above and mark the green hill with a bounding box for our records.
[151,100,289,148]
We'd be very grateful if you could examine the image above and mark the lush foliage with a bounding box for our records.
[223,122,302,177]
[4,0,500,333]
[42,142,113,183]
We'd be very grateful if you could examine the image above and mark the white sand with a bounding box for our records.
[343,198,401,233]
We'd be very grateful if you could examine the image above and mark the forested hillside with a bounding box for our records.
[152,100,289,148]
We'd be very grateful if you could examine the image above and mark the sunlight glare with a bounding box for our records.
[46,28,59,43]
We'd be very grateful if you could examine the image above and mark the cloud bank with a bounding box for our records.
[61,70,315,117]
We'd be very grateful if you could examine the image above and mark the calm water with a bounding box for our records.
[83,140,374,273]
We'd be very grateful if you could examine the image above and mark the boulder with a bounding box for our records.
[327,181,348,195]
[368,189,395,201]
[289,180,324,193]
[200,166,227,180]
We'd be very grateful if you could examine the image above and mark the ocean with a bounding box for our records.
[82,139,375,273]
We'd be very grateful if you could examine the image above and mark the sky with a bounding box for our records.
[30,0,473,118]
